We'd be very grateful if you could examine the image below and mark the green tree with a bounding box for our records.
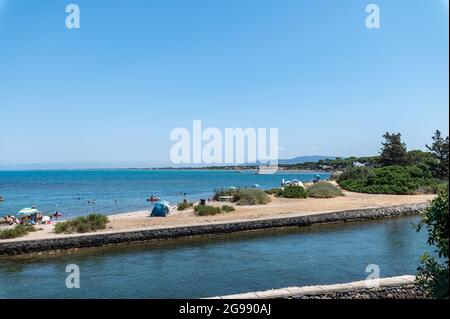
[380,132,408,166]
[426,130,449,180]
[406,150,434,166]
[415,185,449,298]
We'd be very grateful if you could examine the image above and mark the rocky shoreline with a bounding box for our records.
[212,275,429,299]
[0,203,428,256]
[297,283,428,299]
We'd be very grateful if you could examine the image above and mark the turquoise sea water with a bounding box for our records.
[0,170,329,219]
[0,216,428,298]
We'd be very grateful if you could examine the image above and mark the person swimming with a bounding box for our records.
[147,195,160,202]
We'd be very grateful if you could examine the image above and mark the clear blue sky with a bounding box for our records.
[0,0,448,168]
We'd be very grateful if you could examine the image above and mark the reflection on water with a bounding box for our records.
[0,216,430,299]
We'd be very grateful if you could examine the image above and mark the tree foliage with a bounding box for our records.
[415,185,449,298]
[426,130,449,180]
[337,165,437,195]
[380,132,408,166]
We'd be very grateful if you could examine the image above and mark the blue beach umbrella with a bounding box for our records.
[151,201,170,217]
[17,208,38,215]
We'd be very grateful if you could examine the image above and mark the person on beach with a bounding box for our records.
[3,215,14,225]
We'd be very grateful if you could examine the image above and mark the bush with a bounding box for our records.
[54,214,109,234]
[329,171,343,181]
[415,185,449,298]
[265,188,282,195]
[213,188,239,201]
[194,205,222,216]
[0,224,37,239]
[221,205,235,212]
[234,189,271,206]
[415,185,443,195]
[177,202,193,211]
[307,182,344,198]
[214,188,270,206]
[338,165,437,195]
[338,167,372,182]
[278,186,309,199]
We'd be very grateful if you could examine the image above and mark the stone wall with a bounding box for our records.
[0,203,428,256]
[210,275,430,299]
[297,283,428,299]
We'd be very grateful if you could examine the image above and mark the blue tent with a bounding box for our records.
[151,202,170,217]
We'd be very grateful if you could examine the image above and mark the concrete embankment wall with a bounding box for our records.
[211,275,429,299]
[0,203,428,256]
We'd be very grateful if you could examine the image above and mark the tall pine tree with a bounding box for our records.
[426,130,449,180]
[380,132,408,166]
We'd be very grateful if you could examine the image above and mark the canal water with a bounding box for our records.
[0,216,430,298]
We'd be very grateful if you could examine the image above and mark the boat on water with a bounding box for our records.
[255,165,278,175]
[146,196,160,202]
[0,196,4,202]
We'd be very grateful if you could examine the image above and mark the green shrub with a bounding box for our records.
[338,167,372,182]
[177,202,193,211]
[329,171,343,181]
[0,224,36,239]
[54,213,109,234]
[415,184,443,195]
[234,189,271,206]
[213,188,239,201]
[308,182,344,198]
[214,188,270,206]
[338,165,437,195]
[279,186,309,199]
[221,205,236,212]
[194,205,222,216]
[266,188,283,195]
[415,184,449,298]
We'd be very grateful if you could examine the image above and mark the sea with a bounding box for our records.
[0,169,329,219]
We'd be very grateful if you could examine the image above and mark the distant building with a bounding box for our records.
[353,161,366,168]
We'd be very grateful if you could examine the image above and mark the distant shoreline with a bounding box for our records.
[0,167,331,173]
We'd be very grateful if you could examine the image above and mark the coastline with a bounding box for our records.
[0,191,433,242]
[0,202,429,256]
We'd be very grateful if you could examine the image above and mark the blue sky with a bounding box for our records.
[0,0,448,168]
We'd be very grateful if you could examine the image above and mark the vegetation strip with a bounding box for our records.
[0,203,428,256]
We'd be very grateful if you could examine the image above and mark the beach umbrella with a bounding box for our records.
[17,208,38,215]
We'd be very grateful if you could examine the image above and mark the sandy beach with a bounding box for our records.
[0,190,435,243]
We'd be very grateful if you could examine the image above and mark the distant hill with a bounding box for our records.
[237,155,338,167]
[278,156,338,165]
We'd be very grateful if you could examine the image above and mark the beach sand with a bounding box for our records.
[0,189,435,243]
